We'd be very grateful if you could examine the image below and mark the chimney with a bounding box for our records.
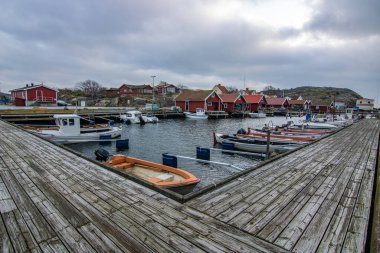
[26,84,29,87]
[31,83,34,86]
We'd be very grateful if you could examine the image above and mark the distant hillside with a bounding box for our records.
[262,86,362,107]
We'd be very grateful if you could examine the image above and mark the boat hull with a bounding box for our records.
[215,133,299,153]
[104,155,200,194]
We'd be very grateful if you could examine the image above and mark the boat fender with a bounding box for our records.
[196,147,210,160]
[237,128,247,135]
[95,148,110,161]
[162,153,177,168]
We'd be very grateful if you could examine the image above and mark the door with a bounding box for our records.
[36,90,43,101]
[185,101,189,112]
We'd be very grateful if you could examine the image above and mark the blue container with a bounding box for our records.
[222,142,235,150]
[305,113,312,121]
[99,135,112,139]
[162,153,177,168]
[116,139,129,149]
[196,147,210,160]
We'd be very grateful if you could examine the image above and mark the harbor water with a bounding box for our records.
[69,116,298,192]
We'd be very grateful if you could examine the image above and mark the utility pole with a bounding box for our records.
[151,75,156,109]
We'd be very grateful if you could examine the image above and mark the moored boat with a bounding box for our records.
[28,114,122,143]
[120,110,159,124]
[239,129,316,142]
[248,112,266,118]
[184,108,208,119]
[99,152,200,194]
[214,133,301,153]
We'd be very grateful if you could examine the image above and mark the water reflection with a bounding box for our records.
[69,117,294,191]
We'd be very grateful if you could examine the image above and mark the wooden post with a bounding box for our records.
[266,130,270,160]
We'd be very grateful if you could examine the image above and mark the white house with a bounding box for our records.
[356,98,374,111]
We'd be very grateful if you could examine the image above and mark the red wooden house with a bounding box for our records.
[310,100,331,113]
[219,94,245,113]
[174,90,221,112]
[10,83,57,106]
[288,100,311,111]
[119,84,153,95]
[155,84,179,94]
[266,97,289,110]
[105,88,119,97]
[242,94,267,112]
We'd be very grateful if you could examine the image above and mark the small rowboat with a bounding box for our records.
[103,154,200,194]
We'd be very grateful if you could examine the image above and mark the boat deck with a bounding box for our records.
[0,119,379,252]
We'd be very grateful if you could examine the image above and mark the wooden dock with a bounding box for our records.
[0,119,379,252]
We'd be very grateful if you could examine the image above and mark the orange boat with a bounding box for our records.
[104,155,200,194]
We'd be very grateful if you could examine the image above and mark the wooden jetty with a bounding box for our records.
[0,119,379,252]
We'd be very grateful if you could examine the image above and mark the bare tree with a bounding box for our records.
[76,80,104,99]
[263,85,277,91]
[226,86,238,93]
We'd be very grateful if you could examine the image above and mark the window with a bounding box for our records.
[223,103,228,109]
[360,101,362,104]
[368,101,371,104]
[69,119,75,126]
[211,93,215,98]
[207,102,212,106]
[62,119,67,126]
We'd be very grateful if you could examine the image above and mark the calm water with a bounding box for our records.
[68,116,296,191]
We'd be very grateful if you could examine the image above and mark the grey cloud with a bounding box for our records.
[305,0,380,38]
[0,0,379,105]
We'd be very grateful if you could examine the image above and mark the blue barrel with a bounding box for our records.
[196,147,210,160]
[162,153,177,168]
[116,139,129,149]
[305,113,312,121]
[222,142,235,150]
[99,135,112,139]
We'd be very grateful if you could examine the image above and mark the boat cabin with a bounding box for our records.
[54,114,81,136]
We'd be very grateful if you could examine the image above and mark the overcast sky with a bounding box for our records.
[0,0,379,104]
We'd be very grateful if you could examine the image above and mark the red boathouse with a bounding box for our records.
[10,83,57,106]
[174,90,221,112]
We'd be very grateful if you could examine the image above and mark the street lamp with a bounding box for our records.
[151,75,156,109]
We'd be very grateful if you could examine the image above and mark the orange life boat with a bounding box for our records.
[104,155,200,193]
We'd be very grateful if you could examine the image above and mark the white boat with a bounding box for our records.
[291,121,338,130]
[248,112,266,118]
[120,110,159,124]
[214,133,300,153]
[184,108,208,119]
[31,114,122,143]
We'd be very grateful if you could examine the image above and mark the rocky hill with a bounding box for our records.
[262,86,362,107]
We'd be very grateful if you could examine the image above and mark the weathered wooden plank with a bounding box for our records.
[343,169,376,252]
[0,169,57,243]
[0,215,14,253]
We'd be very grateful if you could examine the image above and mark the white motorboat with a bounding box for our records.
[120,110,159,124]
[30,114,122,143]
[184,108,208,119]
[248,112,266,118]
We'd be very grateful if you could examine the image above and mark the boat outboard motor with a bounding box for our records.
[139,115,146,125]
[237,128,247,135]
[124,119,131,125]
[89,120,95,126]
[108,120,114,126]
[95,148,110,161]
